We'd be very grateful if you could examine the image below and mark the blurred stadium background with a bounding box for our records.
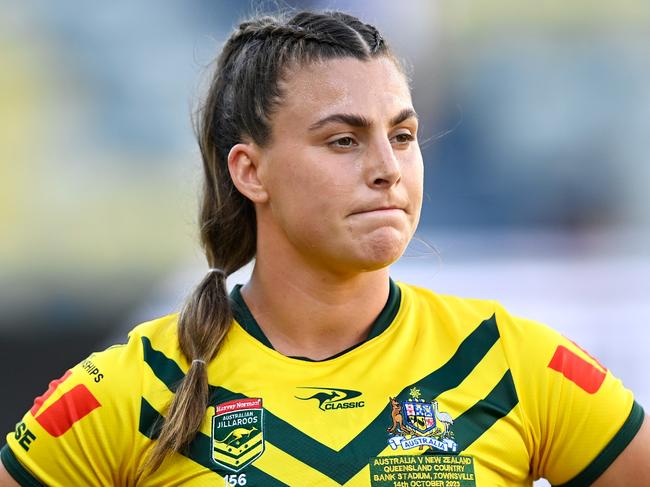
[1,1,649,483]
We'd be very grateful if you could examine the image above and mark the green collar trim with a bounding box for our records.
[229,278,401,361]
[230,285,274,349]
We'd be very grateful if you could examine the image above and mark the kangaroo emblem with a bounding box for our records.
[215,426,259,447]
[296,391,342,410]
[295,387,363,411]
[387,397,411,434]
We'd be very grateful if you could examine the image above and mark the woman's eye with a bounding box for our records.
[330,136,357,148]
[392,133,415,144]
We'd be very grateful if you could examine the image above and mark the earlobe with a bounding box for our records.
[227,143,269,203]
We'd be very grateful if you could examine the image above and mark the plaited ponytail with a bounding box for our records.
[142,9,394,474]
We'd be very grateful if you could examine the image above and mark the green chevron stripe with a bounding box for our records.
[452,369,518,450]
[138,398,287,486]
[140,313,511,484]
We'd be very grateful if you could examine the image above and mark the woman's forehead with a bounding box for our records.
[275,57,412,126]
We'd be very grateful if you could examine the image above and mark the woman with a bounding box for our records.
[1,10,648,487]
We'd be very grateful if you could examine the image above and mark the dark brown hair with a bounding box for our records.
[146,10,393,471]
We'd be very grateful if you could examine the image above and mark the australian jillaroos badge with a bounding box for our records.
[386,387,457,453]
[212,398,264,472]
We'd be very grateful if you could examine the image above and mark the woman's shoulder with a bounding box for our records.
[127,313,180,351]
[397,280,500,322]
[60,313,184,404]
[71,314,182,397]
[396,281,563,348]
[0,315,184,486]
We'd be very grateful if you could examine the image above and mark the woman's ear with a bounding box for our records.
[227,143,269,203]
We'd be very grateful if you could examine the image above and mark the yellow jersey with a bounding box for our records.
[2,280,643,486]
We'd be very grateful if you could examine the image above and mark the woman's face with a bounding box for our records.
[255,56,423,276]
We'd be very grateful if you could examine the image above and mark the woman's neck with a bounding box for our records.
[240,261,391,361]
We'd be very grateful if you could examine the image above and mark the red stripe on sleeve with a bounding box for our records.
[568,338,607,373]
[548,345,606,394]
[34,384,101,437]
[30,370,73,416]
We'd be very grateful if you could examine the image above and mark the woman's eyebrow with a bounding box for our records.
[308,108,418,131]
[390,108,418,126]
[308,113,372,131]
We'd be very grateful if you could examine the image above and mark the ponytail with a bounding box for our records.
[144,269,232,472]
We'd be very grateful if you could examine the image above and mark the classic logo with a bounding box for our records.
[386,387,457,453]
[212,398,264,472]
[295,387,365,411]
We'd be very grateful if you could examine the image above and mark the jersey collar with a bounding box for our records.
[229,278,401,362]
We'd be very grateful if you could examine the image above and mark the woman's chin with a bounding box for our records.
[351,233,409,271]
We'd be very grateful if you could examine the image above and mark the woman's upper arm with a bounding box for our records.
[0,462,20,487]
[592,415,650,486]
[493,305,644,484]
[1,332,145,486]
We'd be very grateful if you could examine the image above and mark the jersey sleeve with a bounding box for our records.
[1,331,145,487]
[494,303,644,486]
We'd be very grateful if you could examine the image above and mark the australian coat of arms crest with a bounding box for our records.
[386,388,457,453]
[212,398,265,471]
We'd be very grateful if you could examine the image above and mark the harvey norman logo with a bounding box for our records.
[295,387,365,411]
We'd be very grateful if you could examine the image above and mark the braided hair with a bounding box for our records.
[143,10,394,473]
